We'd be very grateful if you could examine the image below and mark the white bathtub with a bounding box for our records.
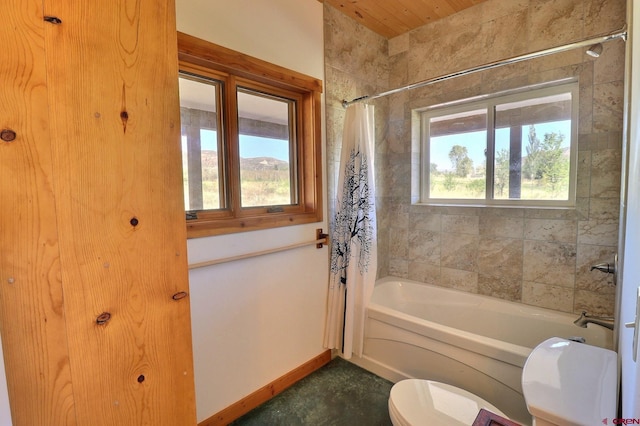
[353,276,614,425]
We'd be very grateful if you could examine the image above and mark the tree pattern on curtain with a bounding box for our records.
[324,102,376,359]
[330,148,375,283]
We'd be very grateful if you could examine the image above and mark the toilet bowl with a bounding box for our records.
[388,379,508,426]
[388,337,618,426]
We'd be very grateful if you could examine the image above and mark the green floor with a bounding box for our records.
[231,357,394,426]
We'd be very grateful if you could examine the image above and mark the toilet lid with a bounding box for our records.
[521,337,617,425]
[389,379,508,426]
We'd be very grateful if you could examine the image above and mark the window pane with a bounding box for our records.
[179,75,223,210]
[494,93,572,200]
[428,109,487,199]
[237,88,296,208]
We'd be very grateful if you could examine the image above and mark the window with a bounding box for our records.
[420,82,578,207]
[177,32,323,237]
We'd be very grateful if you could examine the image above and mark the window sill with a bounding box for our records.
[186,211,323,238]
[413,201,576,210]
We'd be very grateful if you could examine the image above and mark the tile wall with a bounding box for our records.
[324,0,626,316]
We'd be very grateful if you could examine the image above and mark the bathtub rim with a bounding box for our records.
[368,276,613,363]
[367,298,531,368]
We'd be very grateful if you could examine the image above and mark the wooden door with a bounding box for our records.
[0,0,197,424]
[0,1,75,424]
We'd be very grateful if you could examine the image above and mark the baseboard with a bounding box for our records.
[198,349,332,426]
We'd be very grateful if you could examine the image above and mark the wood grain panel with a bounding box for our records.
[319,0,489,38]
[0,1,76,425]
[354,1,415,35]
[42,0,196,424]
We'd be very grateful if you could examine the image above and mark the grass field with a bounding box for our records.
[429,173,569,200]
[183,161,292,209]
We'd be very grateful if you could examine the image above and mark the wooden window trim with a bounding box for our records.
[177,32,323,238]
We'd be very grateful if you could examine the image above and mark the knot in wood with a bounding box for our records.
[96,312,111,325]
[172,291,188,301]
[1,129,16,142]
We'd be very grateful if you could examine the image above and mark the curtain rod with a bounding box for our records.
[342,27,627,108]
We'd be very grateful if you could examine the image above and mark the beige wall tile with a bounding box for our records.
[524,207,579,220]
[479,10,529,64]
[575,197,590,220]
[409,211,442,232]
[529,0,584,51]
[441,267,478,293]
[575,244,617,291]
[389,33,409,56]
[441,233,479,272]
[574,289,615,316]
[478,237,523,280]
[522,281,574,312]
[590,149,622,198]
[523,240,576,287]
[588,197,620,220]
[524,218,577,243]
[408,230,440,264]
[479,216,524,238]
[593,81,625,133]
[389,227,408,258]
[442,215,479,235]
[388,119,409,154]
[478,274,522,301]
[388,91,408,122]
[408,262,440,285]
[576,150,592,198]
[389,259,409,278]
[584,0,626,36]
[388,202,410,229]
[577,218,619,247]
[593,40,626,85]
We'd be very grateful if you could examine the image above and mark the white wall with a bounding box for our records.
[0,334,11,426]
[175,1,328,422]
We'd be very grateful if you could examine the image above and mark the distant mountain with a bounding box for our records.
[242,157,289,171]
[201,150,289,171]
[201,150,218,168]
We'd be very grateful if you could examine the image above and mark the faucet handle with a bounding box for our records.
[591,263,615,274]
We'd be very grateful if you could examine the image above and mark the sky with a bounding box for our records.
[191,121,571,169]
[430,120,571,172]
[196,129,290,161]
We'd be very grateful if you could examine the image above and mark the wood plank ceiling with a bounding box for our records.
[319,0,489,38]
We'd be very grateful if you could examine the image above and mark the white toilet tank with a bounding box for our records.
[522,337,617,426]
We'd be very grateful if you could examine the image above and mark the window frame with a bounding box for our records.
[418,81,579,208]
[177,32,323,238]
[179,71,227,213]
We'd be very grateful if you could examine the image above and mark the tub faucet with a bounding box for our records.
[591,263,615,274]
[573,311,615,330]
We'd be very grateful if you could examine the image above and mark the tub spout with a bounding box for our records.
[573,311,615,330]
[591,263,615,274]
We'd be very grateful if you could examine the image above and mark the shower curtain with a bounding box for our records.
[324,103,377,359]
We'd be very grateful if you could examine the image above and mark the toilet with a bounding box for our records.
[388,379,509,425]
[388,337,618,426]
